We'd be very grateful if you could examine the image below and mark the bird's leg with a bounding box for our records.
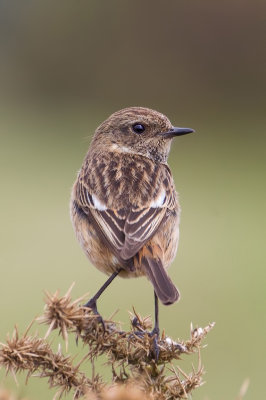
[84,267,123,328]
[150,291,160,362]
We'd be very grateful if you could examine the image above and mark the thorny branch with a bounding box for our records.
[0,285,215,399]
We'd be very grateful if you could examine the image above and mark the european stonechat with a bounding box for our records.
[70,107,194,345]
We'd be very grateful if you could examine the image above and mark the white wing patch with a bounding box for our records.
[150,189,166,208]
[91,194,107,211]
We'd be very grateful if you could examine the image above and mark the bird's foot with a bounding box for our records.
[131,318,160,362]
[150,326,160,362]
[83,298,105,331]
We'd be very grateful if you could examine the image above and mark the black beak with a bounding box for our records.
[161,126,195,139]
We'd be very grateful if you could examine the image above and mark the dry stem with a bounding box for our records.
[0,285,214,399]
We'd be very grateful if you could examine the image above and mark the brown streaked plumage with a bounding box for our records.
[70,107,194,351]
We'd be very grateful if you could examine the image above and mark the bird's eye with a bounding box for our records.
[132,123,145,134]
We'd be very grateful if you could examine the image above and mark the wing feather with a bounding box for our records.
[91,208,125,249]
[76,170,176,262]
[121,207,165,259]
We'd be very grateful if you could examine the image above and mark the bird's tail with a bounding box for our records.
[142,256,180,305]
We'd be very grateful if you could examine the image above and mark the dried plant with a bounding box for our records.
[0,285,215,399]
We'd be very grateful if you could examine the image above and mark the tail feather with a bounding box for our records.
[143,257,180,305]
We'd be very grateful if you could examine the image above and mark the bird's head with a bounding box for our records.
[91,107,194,163]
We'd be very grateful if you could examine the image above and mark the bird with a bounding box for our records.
[70,106,194,354]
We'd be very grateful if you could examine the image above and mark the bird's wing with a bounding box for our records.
[120,203,166,259]
[75,178,176,261]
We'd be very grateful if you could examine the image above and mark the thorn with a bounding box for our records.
[65,282,75,298]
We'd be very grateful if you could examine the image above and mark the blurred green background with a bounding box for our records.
[0,0,265,399]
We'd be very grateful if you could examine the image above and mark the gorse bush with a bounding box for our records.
[0,285,214,399]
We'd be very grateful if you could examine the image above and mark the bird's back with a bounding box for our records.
[78,149,177,211]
